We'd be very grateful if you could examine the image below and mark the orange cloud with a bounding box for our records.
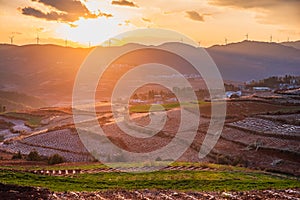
[185,11,205,22]
[112,0,139,8]
[21,0,113,23]
[208,0,300,27]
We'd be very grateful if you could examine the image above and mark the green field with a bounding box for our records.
[3,112,42,128]
[129,102,208,113]
[0,163,299,192]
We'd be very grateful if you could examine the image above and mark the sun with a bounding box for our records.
[55,0,136,47]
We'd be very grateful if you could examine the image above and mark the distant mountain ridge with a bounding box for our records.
[280,40,300,50]
[207,40,300,81]
[0,40,299,105]
[0,90,46,111]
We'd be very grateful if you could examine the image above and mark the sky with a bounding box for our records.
[0,0,299,47]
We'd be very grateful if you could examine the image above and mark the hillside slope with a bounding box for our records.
[0,90,46,111]
[0,41,299,105]
[207,41,300,81]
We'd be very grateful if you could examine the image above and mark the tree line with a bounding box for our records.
[246,75,300,89]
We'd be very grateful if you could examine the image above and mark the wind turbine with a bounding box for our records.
[9,35,14,44]
[36,32,40,44]
[270,35,272,43]
[225,38,228,45]
[245,33,249,41]
[35,28,43,45]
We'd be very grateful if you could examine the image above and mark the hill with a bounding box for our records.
[281,40,300,50]
[0,90,46,111]
[0,44,91,105]
[207,40,300,81]
[0,41,299,105]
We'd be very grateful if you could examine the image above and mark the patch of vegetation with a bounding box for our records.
[0,169,299,192]
[24,118,42,128]
[129,102,208,113]
[0,119,14,130]
[47,154,65,165]
[246,75,300,89]
[26,150,44,161]
[12,151,22,160]
[0,90,46,110]
[0,104,6,113]
[25,151,65,165]
[3,112,42,128]
[129,103,180,113]
[0,162,109,171]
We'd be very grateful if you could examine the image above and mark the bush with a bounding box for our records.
[12,151,22,160]
[155,157,162,161]
[27,150,42,161]
[216,154,230,165]
[48,154,65,165]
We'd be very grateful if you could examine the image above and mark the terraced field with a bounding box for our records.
[228,117,300,138]
[213,113,300,175]
[0,101,299,200]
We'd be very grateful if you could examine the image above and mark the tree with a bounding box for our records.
[27,150,42,161]
[48,154,65,165]
[12,151,22,160]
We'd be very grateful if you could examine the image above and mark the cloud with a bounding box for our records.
[208,0,300,27]
[68,23,78,28]
[209,0,299,9]
[21,7,66,21]
[21,0,113,23]
[185,11,204,22]
[142,18,151,23]
[98,11,113,18]
[32,0,90,14]
[112,0,139,8]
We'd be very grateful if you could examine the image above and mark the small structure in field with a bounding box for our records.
[253,87,271,92]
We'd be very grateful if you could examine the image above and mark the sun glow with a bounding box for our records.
[1,0,299,47]
[55,0,137,47]
[56,18,128,47]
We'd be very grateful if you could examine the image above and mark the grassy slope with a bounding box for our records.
[2,112,42,128]
[0,163,299,192]
[0,90,47,109]
[129,102,207,113]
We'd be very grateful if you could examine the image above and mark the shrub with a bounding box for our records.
[48,154,65,165]
[27,150,42,161]
[216,154,230,165]
[12,151,22,160]
[155,157,162,161]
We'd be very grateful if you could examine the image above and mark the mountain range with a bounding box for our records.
[0,40,299,106]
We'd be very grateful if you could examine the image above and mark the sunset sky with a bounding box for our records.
[0,0,299,47]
